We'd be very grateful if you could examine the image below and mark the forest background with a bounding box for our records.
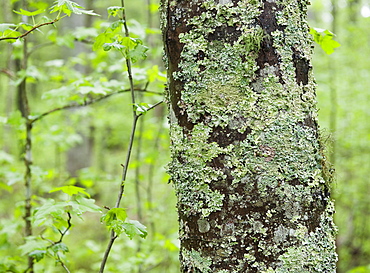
[0,0,369,272]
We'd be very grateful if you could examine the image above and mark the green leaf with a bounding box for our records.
[19,236,48,256]
[18,22,34,32]
[78,85,107,95]
[347,264,370,273]
[93,32,114,51]
[0,151,14,164]
[310,27,341,55]
[147,65,167,83]
[121,37,138,50]
[29,250,46,262]
[73,27,98,40]
[33,199,66,226]
[101,208,127,224]
[0,29,22,41]
[49,185,90,197]
[103,41,125,52]
[41,86,73,101]
[107,6,124,18]
[128,44,148,62]
[122,220,147,239]
[101,208,129,236]
[13,8,45,17]
[55,33,75,48]
[70,195,102,215]
[149,3,160,14]
[50,0,99,17]
[109,219,125,235]
[49,242,69,254]
[6,110,25,127]
[134,102,152,114]
[110,20,124,30]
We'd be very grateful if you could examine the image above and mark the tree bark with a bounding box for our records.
[161,0,337,272]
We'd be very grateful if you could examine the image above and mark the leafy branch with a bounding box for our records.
[98,2,162,272]
[0,0,99,42]
[0,18,60,41]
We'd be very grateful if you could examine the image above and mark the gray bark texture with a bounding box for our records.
[161,0,338,272]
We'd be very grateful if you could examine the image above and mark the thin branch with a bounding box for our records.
[20,36,34,273]
[100,1,140,271]
[0,68,16,79]
[0,18,60,41]
[30,88,163,124]
[58,258,71,273]
[137,100,163,118]
[99,230,118,273]
[40,212,72,273]
[56,212,72,243]
[28,38,93,57]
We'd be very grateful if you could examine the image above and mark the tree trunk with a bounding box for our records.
[161,0,337,272]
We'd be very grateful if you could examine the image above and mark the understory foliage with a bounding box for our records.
[0,0,369,272]
[0,0,177,272]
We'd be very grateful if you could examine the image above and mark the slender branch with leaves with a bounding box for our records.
[97,2,163,272]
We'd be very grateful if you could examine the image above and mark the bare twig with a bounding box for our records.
[0,68,16,79]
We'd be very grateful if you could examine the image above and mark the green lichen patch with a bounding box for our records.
[276,206,337,273]
[182,249,212,273]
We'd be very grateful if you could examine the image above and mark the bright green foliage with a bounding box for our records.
[49,0,99,17]
[94,8,149,63]
[310,27,341,55]
[0,0,171,268]
[0,0,99,42]
[102,208,128,224]
[134,102,153,114]
[347,264,370,273]
[122,220,148,239]
[101,208,148,239]
[107,6,125,18]
[14,8,45,17]
[49,185,91,197]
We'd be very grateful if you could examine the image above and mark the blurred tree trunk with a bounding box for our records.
[161,0,337,272]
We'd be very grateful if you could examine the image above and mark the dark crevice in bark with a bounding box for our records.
[164,2,201,132]
[292,48,310,85]
[259,1,284,35]
[298,113,319,139]
[255,1,286,85]
[208,26,242,43]
[208,126,251,148]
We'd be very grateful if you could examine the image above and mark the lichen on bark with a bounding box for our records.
[161,0,337,272]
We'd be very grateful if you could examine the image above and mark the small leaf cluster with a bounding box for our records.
[310,27,341,55]
[50,0,99,17]
[101,208,147,239]
[93,6,148,63]
[23,186,102,265]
